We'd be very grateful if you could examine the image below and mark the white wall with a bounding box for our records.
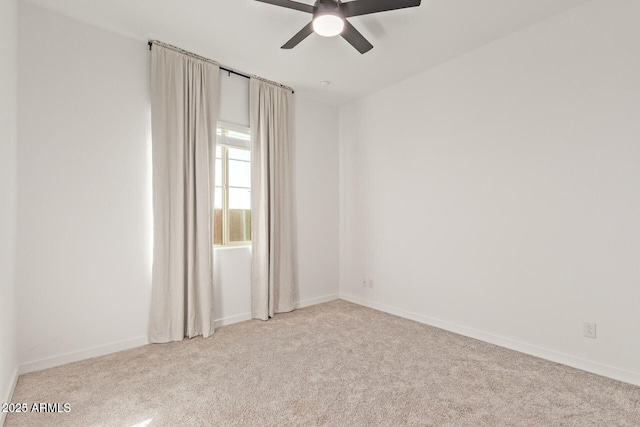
[17,3,152,371]
[294,96,340,304]
[340,0,640,385]
[219,71,249,127]
[17,3,340,371]
[0,0,19,418]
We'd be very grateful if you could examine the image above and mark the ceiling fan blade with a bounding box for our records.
[341,0,421,17]
[255,0,314,14]
[341,21,373,54]
[281,22,315,49]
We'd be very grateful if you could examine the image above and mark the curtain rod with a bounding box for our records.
[148,40,294,93]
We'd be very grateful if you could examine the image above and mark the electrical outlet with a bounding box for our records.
[583,322,596,339]
[361,279,374,289]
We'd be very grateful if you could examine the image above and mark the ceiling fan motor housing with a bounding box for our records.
[314,0,342,19]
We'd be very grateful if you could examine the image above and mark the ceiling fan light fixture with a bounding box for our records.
[312,13,344,37]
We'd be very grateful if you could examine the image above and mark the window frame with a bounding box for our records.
[215,122,251,248]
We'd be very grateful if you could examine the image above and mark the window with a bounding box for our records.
[214,124,251,246]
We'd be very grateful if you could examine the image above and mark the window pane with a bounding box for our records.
[229,209,251,243]
[214,187,222,209]
[213,208,222,245]
[214,126,251,246]
[215,159,222,186]
[227,130,250,142]
[229,188,250,210]
[229,148,250,161]
[228,159,251,188]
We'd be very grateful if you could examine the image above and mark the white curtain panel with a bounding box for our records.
[149,44,219,342]
[250,78,297,320]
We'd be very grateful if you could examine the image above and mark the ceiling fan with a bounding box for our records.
[255,0,422,54]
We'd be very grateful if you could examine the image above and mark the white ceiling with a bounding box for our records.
[21,0,591,106]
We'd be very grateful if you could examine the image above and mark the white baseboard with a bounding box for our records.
[296,293,339,309]
[18,336,149,375]
[16,295,340,377]
[214,312,253,328]
[18,314,256,375]
[340,293,640,387]
[1,366,19,427]
[215,294,340,327]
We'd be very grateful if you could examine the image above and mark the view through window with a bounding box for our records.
[214,125,251,246]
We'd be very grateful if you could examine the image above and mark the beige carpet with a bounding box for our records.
[6,300,640,426]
